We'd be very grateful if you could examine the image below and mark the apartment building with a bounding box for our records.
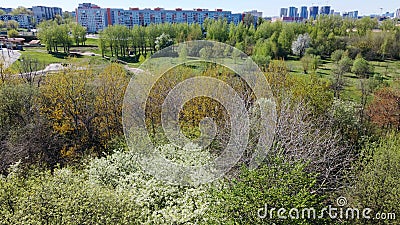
[0,14,32,28]
[76,3,243,33]
[32,6,62,24]
[76,3,108,33]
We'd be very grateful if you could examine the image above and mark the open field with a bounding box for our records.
[8,46,109,71]
[287,58,400,101]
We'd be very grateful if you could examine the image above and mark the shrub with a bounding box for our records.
[207,157,327,224]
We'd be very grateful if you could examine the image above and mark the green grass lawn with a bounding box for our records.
[10,47,110,71]
[286,58,400,102]
[84,38,99,46]
[10,47,65,71]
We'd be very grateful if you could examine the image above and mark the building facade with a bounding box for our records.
[300,6,308,19]
[76,3,108,33]
[244,10,263,18]
[76,4,244,33]
[396,9,400,19]
[32,6,62,24]
[280,8,288,17]
[319,6,331,15]
[309,6,319,19]
[0,8,12,14]
[289,7,298,18]
[0,14,32,28]
[343,11,359,19]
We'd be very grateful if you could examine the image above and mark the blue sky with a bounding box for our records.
[3,0,399,16]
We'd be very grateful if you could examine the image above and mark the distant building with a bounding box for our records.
[32,6,62,24]
[280,8,288,17]
[76,3,243,33]
[231,13,243,25]
[289,7,298,18]
[320,6,331,15]
[244,10,263,18]
[396,9,400,19]
[309,6,319,19]
[0,14,32,28]
[300,6,308,19]
[382,12,394,18]
[279,16,304,23]
[0,7,12,14]
[76,3,107,33]
[70,11,77,19]
[343,11,359,19]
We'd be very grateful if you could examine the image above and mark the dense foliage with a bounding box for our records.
[1,15,400,224]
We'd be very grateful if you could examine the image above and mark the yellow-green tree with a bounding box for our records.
[39,63,128,159]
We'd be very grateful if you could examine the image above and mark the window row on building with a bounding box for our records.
[75,3,245,33]
[32,6,62,23]
[0,14,32,28]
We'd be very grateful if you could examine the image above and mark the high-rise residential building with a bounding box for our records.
[309,6,319,19]
[280,8,288,17]
[76,3,243,33]
[32,6,62,24]
[319,6,331,15]
[396,9,400,18]
[76,3,108,33]
[300,6,308,19]
[0,14,33,28]
[346,11,359,19]
[289,7,298,18]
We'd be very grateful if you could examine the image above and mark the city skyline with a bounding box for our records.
[2,0,400,17]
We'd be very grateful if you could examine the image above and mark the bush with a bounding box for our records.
[0,146,213,224]
[207,157,327,224]
[344,133,400,225]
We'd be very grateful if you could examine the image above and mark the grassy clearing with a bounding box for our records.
[286,58,400,102]
[84,38,99,46]
[10,47,65,71]
[9,47,110,71]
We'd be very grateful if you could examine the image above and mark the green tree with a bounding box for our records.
[331,51,352,98]
[205,19,229,42]
[300,54,312,74]
[243,13,255,28]
[345,134,400,225]
[310,54,321,73]
[10,6,33,15]
[277,25,295,57]
[71,23,87,46]
[352,56,374,123]
[7,29,18,38]
[355,17,378,36]
[6,20,19,30]
[208,157,326,224]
